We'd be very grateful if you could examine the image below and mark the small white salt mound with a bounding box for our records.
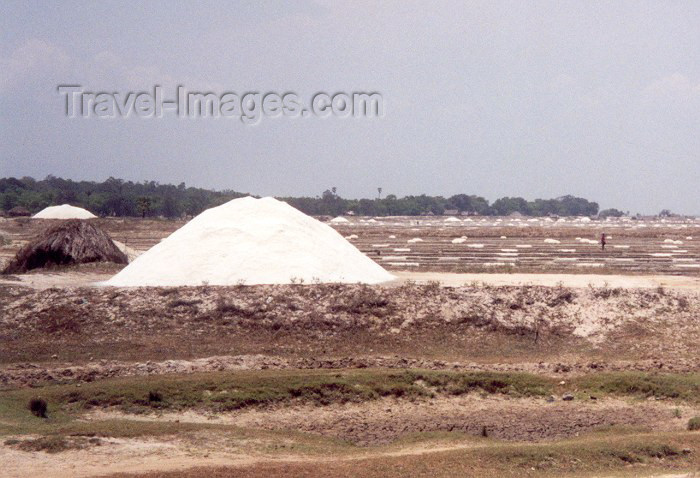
[663,239,683,245]
[451,237,467,244]
[613,245,630,249]
[388,235,396,239]
[407,238,423,243]
[467,243,485,248]
[112,240,142,262]
[106,197,394,286]
[500,236,507,239]
[33,204,96,219]
[444,217,461,223]
[330,216,350,224]
[686,236,693,240]
[544,238,560,244]
[345,234,358,239]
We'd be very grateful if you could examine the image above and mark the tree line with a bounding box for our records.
[0,176,608,218]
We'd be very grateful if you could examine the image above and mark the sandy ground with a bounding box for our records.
[2,269,699,291]
[393,271,700,290]
[0,437,272,478]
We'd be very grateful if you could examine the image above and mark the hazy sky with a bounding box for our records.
[1,1,699,214]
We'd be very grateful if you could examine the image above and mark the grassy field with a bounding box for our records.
[3,369,700,420]
[2,368,699,435]
[2,368,700,476]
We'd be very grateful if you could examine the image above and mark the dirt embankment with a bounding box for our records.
[1,282,699,368]
[3,354,700,389]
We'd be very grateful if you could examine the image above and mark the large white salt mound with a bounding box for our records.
[33,204,96,219]
[106,197,394,286]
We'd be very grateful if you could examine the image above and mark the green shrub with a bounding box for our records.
[689,417,700,431]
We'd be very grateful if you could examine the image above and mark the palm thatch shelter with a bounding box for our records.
[2,220,128,274]
[8,206,31,217]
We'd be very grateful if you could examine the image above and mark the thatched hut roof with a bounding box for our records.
[8,206,31,217]
[2,220,128,274]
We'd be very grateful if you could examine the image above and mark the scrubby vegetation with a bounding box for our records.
[689,417,700,431]
[28,397,48,418]
[3,370,699,420]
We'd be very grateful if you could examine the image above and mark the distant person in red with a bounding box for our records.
[600,233,607,251]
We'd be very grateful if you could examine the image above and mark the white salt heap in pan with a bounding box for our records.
[106,197,395,286]
[33,204,96,219]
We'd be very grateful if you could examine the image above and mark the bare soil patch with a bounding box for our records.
[92,395,700,445]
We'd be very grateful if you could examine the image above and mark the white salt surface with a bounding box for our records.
[33,204,96,219]
[106,197,394,286]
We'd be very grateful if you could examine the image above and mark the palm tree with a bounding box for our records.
[136,196,152,218]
